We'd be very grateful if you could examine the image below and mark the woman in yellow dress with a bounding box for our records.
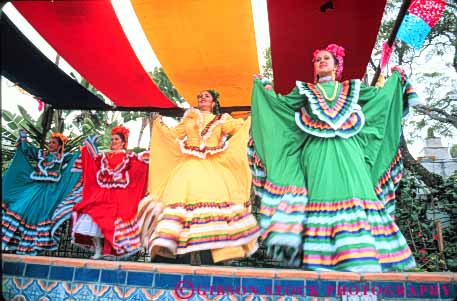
[138,90,260,263]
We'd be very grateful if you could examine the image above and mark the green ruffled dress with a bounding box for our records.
[249,72,417,272]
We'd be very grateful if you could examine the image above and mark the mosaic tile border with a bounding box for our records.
[2,255,457,301]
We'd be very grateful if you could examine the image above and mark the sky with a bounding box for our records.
[1,1,455,156]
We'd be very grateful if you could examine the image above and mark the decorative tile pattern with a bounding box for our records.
[3,256,457,301]
[275,296,306,301]
[3,277,22,300]
[237,295,274,301]
[72,283,100,301]
[96,285,125,301]
[305,297,339,301]
[46,281,72,300]
[151,289,183,301]
[212,294,239,301]
[188,292,214,301]
[123,287,156,301]
[22,279,46,301]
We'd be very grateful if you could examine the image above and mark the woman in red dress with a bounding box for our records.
[71,126,149,259]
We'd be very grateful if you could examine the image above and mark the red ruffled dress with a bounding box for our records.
[72,141,148,258]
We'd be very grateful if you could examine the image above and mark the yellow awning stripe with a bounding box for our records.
[131,0,259,108]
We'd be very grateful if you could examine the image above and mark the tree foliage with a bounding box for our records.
[367,0,457,188]
[1,106,88,171]
[451,144,457,158]
[372,0,457,271]
[371,0,457,137]
[149,67,185,105]
[261,47,273,81]
[124,67,186,148]
[397,170,457,271]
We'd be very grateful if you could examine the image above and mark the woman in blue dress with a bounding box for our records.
[2,130,82,254]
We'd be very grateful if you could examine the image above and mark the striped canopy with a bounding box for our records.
[7,0,387,111]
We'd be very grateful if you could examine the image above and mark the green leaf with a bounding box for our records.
[17,105,35,124]
[8,122,18,131]
[2,111,14,122]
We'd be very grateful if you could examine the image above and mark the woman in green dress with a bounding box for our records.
[249,43,417,272]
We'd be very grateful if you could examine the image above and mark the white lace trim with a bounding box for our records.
[96,151,134,189]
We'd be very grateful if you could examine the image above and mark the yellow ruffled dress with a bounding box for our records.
[137,109,260,262]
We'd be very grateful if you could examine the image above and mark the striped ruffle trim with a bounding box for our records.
[84,135,99,158]
[302,197,415,272]
[248,134,308,266]
[404,80,421,107]
[30,149,70,182]
[2,179,83,255]
[375,149,403,217]
[71,157,83,172]
[295,107,365,139]
[112,217,142,256]
[247,136,266,196]
[405,82,418,101]
[296,80,361,129]
[303,248,415,272]
[148,201,260,256]
[2,203,57,254]
[137,196,164,252]
[177,139,228,159]
[51,180,83,237]
[304,208,398,239]
[260,186,308,267]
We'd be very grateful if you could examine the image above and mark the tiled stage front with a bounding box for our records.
[2,254,456,300]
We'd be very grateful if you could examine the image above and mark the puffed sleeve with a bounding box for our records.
[221,114,246,136]
[156,117,186,140]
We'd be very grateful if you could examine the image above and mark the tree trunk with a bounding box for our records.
[40,105,54,149]
[54,109,64,133]
[149,113,158,138]
[400,132,444,187]
[137,116,149,148]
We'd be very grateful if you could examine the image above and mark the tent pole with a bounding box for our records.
[370,0,411,86]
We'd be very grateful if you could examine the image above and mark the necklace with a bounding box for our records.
[316,82,339,101]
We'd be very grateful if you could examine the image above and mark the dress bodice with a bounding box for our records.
[170,109,245,158]
[20,141,72,182]
[96,151,133,189]
[295,80,365,139]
